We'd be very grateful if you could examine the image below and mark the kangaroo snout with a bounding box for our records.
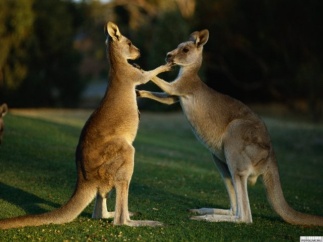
[166,52,174,63]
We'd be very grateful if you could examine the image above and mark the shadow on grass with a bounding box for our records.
[0,178,282,224]
[0,182,61,215]
[0,182,93,218]
[129,181,290,224]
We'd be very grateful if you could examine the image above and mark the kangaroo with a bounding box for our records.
[0,103,8,144]
[137,30,323,226]
[0,22,171,229]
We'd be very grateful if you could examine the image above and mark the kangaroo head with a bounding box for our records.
[166,30,209,67]
[0,103,8,144]
[105,22,140,61]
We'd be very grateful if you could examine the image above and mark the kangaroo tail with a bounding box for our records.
[0,182,97,229]
[262,155,323,226]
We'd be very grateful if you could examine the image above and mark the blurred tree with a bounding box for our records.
[265,0,323,121]
[136,10,190,111]
[0,0,34,90]
[2,0,84,107]
[1,0,321,118]
[175,0,196,18]
[194,0,323,120]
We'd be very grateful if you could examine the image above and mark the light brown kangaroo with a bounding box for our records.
[0,22,171,229]
[137,30,323,226]
[0,103,8,144]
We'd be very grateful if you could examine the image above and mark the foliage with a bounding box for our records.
[194,0,323,119]
[0,110,322,241]
[0,0,34,89]
[0,0,84,107]
[77,0,323,119]
[0,0,322,119]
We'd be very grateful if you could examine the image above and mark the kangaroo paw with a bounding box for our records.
[190,214,239,223]
[92,211,137,219]
[189,208,233,215]
[114,219,163,227]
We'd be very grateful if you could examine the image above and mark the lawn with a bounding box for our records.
[0,109,322,241]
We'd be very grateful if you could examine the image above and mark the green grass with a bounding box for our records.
[0,109,322,241]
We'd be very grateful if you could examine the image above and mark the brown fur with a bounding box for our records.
[0,22,170,229]
[137,30,323,226]
[0,103,8,144]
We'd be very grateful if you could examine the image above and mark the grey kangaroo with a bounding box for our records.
[0,22,170,229]
[137,30,323,226]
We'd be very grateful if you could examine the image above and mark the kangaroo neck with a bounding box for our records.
[100,51,135,106]
[178,66,200,82]
[178,59,202,79]
[107,51,133,88]
[109,56,128,76]
[105,65,134,97]
[107,41,129,75]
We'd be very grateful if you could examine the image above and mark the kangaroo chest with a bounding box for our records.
[180,97,226,161]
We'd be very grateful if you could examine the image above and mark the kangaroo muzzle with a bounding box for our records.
[165,52,174,63]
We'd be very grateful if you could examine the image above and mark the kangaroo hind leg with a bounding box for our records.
[190,154,236,216]
[192,121,257,223]
[92,192,114,219]
[191,155,252,223]
[190,174,251,223]
[92,191,136,219]
[112,141,163,227]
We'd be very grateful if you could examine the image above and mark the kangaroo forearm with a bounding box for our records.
[137,90,178,105]
[150,76,177,95]
[144,64,170,80]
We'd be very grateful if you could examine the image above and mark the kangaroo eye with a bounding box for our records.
[183,47,189,53]
[128,42,132,47]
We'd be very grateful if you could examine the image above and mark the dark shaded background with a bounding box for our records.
[0,0,322,120]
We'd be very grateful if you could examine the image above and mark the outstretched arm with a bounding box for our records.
[136,63,173,85]
[150,76,179,95]
[136,90,178,105]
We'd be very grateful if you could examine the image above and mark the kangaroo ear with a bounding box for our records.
[189,29,209,47]
[1,103,8,117]
[106,22,121,41]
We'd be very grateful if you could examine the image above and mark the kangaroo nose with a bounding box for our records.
[165,53,173,63]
